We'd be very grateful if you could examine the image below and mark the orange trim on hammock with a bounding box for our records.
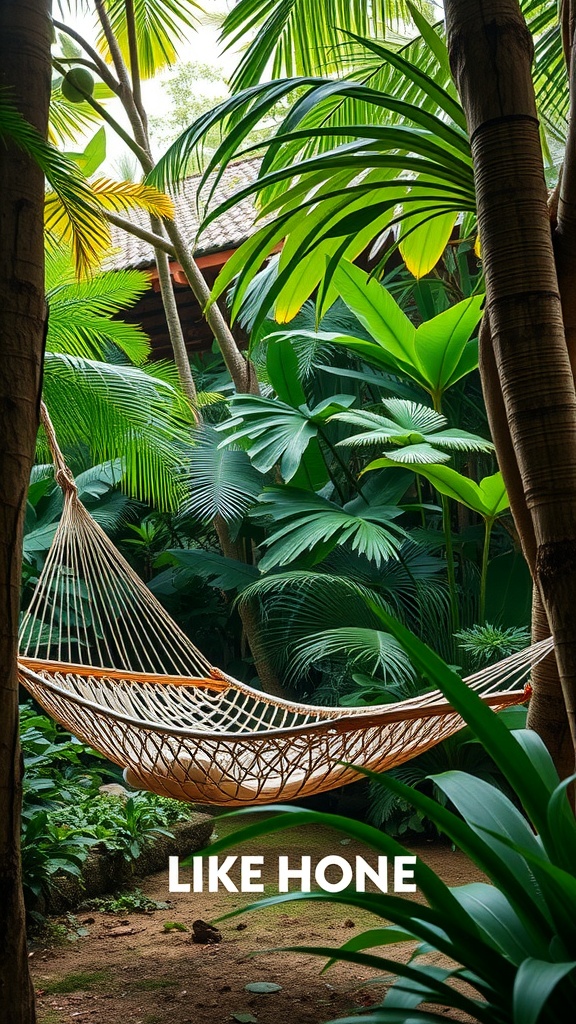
[18,657,229,692]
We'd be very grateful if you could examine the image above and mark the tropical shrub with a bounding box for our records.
[20,705,192,911]
[202,616,576,1022]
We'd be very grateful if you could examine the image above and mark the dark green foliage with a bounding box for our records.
[20,705,191,911]
[198,622,576,1022]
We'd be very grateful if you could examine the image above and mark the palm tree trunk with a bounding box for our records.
[445,0,576,766]
[0,3,52,1019]
[88,2,285,695]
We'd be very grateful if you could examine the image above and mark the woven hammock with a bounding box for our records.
[17,405,551,807]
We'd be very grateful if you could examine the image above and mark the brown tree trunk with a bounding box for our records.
[445,0,576,769]
[0,2,52,1019]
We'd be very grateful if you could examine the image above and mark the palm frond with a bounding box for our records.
[99,0,202,78]
[41,353,194,509]
[289,627,417,683]
[251,486,407,570]
[46,249,152,363]
[181,425,265,524]
[221,0,433,90]
[44,175,174,277]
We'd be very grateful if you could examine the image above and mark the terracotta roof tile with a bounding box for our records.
[105,157,262,272]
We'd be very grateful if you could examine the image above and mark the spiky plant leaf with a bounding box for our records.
[182,425,265,523]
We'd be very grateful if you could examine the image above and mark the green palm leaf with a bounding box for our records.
[334,399,493,464]
[182,425,264,523]
[41,352,194,509]
[289,626,417,683]
[221,0,435,91]
[99,0,202,78]
[252,486,407,570]
[46,249,151,363]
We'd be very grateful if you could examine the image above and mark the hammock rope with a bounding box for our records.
[17,404,551,806]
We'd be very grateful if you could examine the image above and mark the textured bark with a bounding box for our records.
[0,2,52,1019]
[446,0,576,766]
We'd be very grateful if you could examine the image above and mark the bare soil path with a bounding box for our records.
[31,816,483,1024]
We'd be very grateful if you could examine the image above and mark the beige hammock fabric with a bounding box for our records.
[17,406,550,807]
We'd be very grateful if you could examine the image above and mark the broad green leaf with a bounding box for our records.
[333,262,417,371]
[453,884,541,962]
[413,294,483,398]
[266,338,306,406]
[513,959,576,1024]
[430,771,547,899]
[399,211,457,278]
[63,127,107,177]
[368,465,509,520]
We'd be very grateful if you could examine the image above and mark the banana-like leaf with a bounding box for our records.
[367,464,509,521]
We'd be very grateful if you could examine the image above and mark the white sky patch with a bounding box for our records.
[55,1,239,170]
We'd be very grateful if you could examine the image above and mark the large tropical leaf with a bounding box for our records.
[98,0,202,79]
[41,352,193,509]
[221,0,432,91]
[216,392,354,486]
[366,465,509,521]
[251,486,407,570]
[334,399,493,464]
[181,425,264,524]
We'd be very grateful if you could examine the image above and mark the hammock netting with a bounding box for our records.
[17,406,551,807]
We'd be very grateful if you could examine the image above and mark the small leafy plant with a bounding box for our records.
[202,613,576,1022]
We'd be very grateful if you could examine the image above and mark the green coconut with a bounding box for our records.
[61,68,95,104]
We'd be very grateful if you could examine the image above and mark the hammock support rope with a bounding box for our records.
[17,404,549,807]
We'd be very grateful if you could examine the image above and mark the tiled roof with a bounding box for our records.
[105,158,262,272]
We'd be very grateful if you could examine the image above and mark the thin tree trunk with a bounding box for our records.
[89,3,284,695]
[445,0,576,764]
[0,2,52,1020]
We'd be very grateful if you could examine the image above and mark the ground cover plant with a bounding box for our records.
[20,704,192,913]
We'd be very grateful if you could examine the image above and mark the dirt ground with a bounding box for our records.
[31,816,485,1024]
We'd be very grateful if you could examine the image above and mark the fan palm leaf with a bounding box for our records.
[181,425,265,524]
